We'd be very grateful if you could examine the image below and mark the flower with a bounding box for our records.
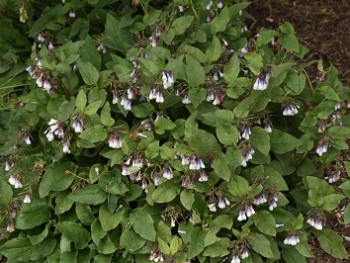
[72,116,84,133]
[23,134,31,145]
[189,155,205,170]
[45,119,64,141]
[241,146,255,167]
[5,161,14,171]
[206,0,213,10]
[253,73,270,91]
[162,165,173,180]
[112,89,120,104]
[268,194,279,211]
[240,247,249,259]
[284,234,300,246]
[62,136,71,154]
[48,42,54,50]
[198,170,208,182]
[155,91,164,103]
[108,133,122,149]
[181,155,190,165]
[240,126,251,140]
[230,254,240,263]
[206,90,215,101]
[237,204,255,221]
[162,71,174,89]
[149,248,164,262]
[316,140,329,156]
[182,95,191,104]
[97,44,107,54]
[23,194,31,204]
[208,203,217,212]
[307,217,323,230]
[253,193,267,205]
[69,10,76,18]
[120,96,132,111]
[6,221,15,233]
[325,170,340,183]
[282,103,300,116]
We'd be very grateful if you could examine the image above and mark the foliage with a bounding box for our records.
[0,0,349,262]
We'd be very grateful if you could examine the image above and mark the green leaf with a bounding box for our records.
[206,36,221,63]
[99,204,123,232]
[343,204,350,225]
[171,16,194,35]
[186,55,205,87]
[39,162,77,198]
[0,237,56,262]
[77,60,99,85]
[143,10,162,26]
[103,14,133,52]
[250,127,270,155]
[211,6,230,33]
[180,189,195,210]
[253,211,276,236]
[224,55,240,84]
[131,103,155,118]
[188,227,207,258]
[79,125,108,143]
[76,203,95,225]
[56,221,90,249]
[203,238,231,257]
[212,152,231,181]
[248,233,274,258]
[216,125,238,145]
[228,176,249,197]
[188,88,207,109]
[84,101,101,115]
[97,234,117,254]
[155,118,176,135]
[76,90,87,112]
[16,204,50,230]
[145,140,159,159]
[152,181,178,203]
[68,185,107,205]
[120,227,146,252]
[130,209,156,241]
[91,220,107,246]
[282,247,307,263]
[270,129,300,154]
[321,194,345,211]
[98,172,129,196]
[100,102,115,127]
[315,229,348,259]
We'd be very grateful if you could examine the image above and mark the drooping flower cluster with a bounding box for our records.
[316,140,330,156]
[284,233,300,246]
[237,204,255,221]
[307,216,323,230]
[253,72,270,91]
[108,133,122,149]
[8,174,23,189]
[207,193,230,212]
[149,248,164,262]
[282,103,300,116]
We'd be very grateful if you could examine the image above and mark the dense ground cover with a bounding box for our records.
[0,0,349,262]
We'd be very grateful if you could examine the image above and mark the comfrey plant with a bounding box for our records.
[0,0,349,262]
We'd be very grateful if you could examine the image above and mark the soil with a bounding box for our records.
[248,1,350,262]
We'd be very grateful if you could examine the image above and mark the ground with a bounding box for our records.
[248,1,350,261]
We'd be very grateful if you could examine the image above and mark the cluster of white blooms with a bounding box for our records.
[149,249,164,262]
[307,216,323,230]
[23,194,32,204]
[325,170,340,183]
[208,195,230,212]
[239,126,251,140]
[108,133,122,149]
[8,175,22,188]
[241,146,255,167]
[97,43,107,53]
[44,119,64,141]
[253,73,270,91]
[252,193,267,205]
[282,103,300,116]
[268,194,279,211]
[162,165,173,180]
[5,161,14,171]
[149,87,164,103]
[162,71,174,90]
[69,10,76,18]
[237,204,255,221]
[72,115,84,133]
[284,234,300,246]
[316,140,329,156]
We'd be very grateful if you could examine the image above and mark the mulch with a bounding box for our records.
[248,0,350,262]
[248,0,350,86]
